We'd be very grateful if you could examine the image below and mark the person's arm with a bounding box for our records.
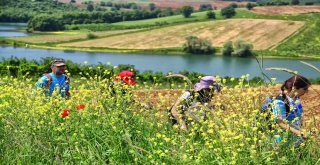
[277,120,307,139]
[272,100,307,139]
[171,99,188,130]
[36,76,48,88]
[171,91,190,130]
[65,76,71,98]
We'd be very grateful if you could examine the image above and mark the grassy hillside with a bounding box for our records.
[5,8,320,58]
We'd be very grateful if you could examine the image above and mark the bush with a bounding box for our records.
[291,0,300,5]
[229,3,238,8]
[222,41,234,56]
[221,6,236,18]
[233,40,254,57]
[27,14,65,31]
[182,36,215,54]
[87,33,97,39]
[199,4,213,11]
[181,6,194,18]
[305,2,314,5]
[206,11,216,19]
[246,3,256,10]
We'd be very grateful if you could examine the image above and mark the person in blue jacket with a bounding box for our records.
[36,58,70,98]
[264,75,311,145]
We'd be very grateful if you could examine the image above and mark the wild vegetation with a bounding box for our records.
[0,57,269,86]
[1,0,320,163]
[0,58,319,164]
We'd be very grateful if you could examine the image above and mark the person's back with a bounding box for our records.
[170,76,221,130]
[36,58,70,98]
[260,75,311,145]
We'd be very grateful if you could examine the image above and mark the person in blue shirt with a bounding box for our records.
[36,58,70,98]
[268,75,311,145]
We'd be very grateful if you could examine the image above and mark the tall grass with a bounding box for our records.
[0,71,319,164]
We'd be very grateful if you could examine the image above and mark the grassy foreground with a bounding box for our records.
[0,73,319,164]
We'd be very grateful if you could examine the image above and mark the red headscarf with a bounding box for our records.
[117,71,136,85]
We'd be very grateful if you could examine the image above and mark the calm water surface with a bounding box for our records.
[0,23,30,37]
[0,23,319,82]
[1,46,320,82]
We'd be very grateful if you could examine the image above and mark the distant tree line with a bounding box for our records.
[256,0,317,6]
[26,9,174,31]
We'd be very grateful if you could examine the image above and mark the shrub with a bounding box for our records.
[181,6,194,18]
[291,0,300,5]
[87,33,97,39]
[199,4,213,11]
[229,3,238,8]
[221,6,236,18]
[222,41,234,56]
[246,3,256,10]
[182,36,215,54]
[206,11,216,19]
[305,2,314,5]
[233,40,254,57]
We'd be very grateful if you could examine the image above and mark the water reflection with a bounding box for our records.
[0,23,30,37]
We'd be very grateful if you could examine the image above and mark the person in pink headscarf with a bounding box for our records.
[170,76,222,130]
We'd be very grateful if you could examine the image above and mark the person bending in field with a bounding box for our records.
[261,75,311,146]
[36,58,70,98]
[112,70,136,95]
[170,76,222,131]
[114,70,136,86]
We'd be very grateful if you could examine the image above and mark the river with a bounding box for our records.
[1,23,319,82]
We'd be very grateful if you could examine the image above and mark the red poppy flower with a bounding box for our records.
[75,104,85,110]
[61,109,70,117]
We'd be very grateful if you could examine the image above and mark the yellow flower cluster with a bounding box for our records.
[0,74,319,164]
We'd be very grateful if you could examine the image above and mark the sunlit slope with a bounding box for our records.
[59,19,304,50]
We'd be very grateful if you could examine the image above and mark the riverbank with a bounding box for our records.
[2,41,320,60]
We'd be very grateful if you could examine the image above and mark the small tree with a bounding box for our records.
[233,40,254,57]
[87,3,94,11]
[229,3,238,8]
[181,6,194,18]
[199,4,213,11]
[221,6,236,18]
[246,3,256,10]
[87,33,97,39]
[149,3,156,11]
[222,41,233,56]
[183,36,215,54]
[207,11,216,19]
[291,0,300,5]
[100,1,106,6]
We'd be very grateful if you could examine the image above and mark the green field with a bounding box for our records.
[9,29,141,44]
[59,19,304,50]
[6,8,320,58]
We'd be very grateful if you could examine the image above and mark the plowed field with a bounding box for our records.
[60,19,304,50]
[252,6,320,15]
